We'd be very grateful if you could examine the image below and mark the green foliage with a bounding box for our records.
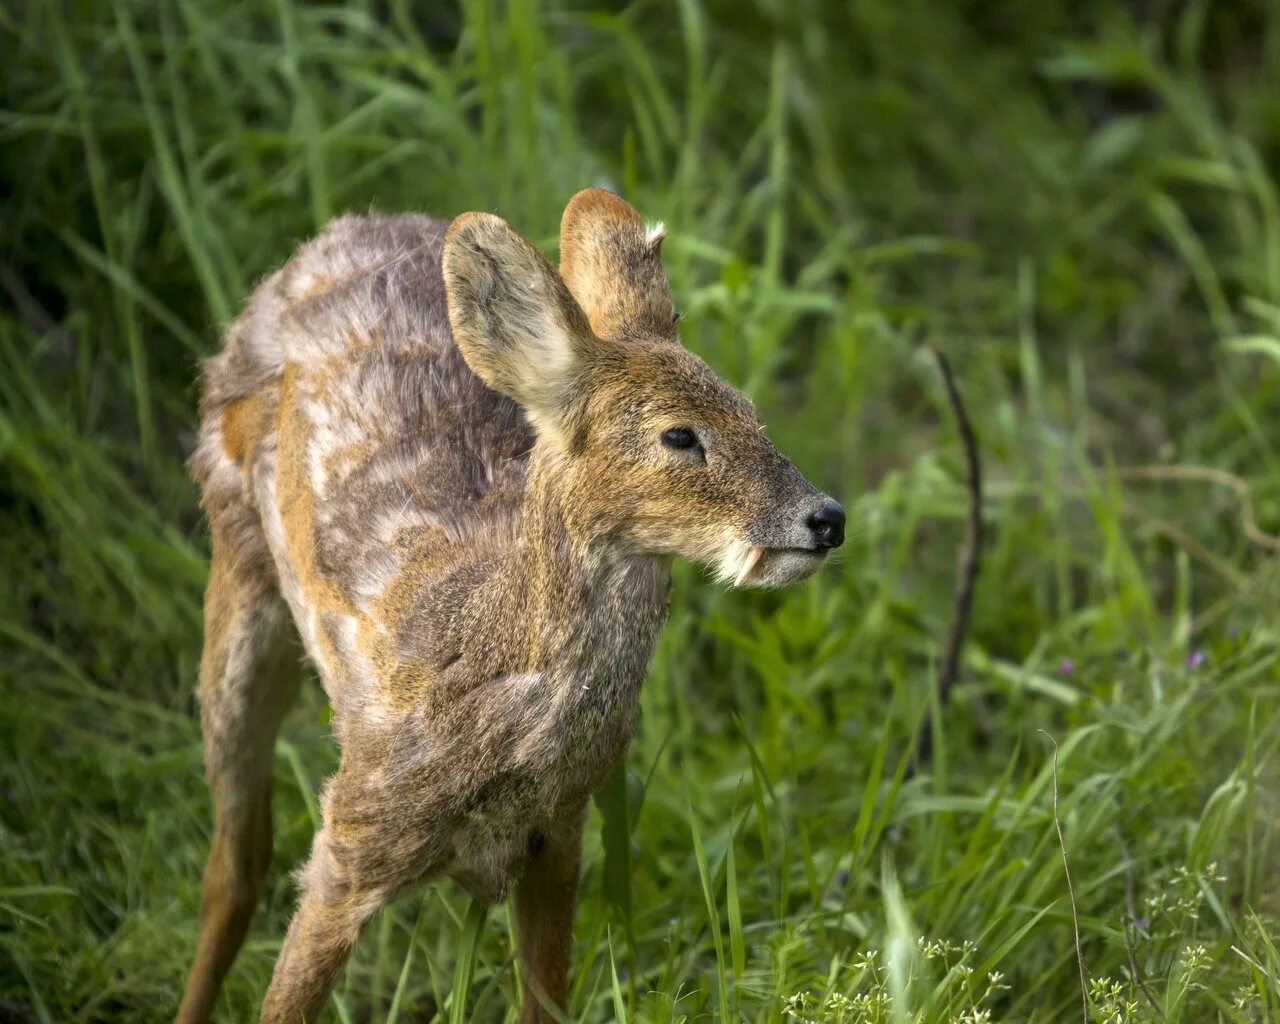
[2,1,1279,1021]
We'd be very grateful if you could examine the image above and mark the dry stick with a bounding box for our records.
[1116,464,1280,553]
[1043,731,1090,1024]
[913,347,983,767]
[1125,504,1249,589]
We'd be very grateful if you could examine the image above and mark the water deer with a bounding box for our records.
[176,188,844,1023]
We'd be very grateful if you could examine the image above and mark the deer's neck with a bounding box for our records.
[508,450,672,676]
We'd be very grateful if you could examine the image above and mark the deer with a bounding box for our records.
[175,187,845,1024]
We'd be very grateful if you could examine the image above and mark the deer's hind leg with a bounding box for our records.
[177,531,303,1024]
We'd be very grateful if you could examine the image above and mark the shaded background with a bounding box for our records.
[2,1,1279,1021]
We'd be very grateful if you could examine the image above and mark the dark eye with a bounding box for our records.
[661,427,698,450]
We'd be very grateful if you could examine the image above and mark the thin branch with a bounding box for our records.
[914,346,983,766]
[1123,503,1250,589]
[1043,731,1090,1024]
[1116,463,1280,554]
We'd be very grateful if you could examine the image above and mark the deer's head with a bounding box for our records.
[442,189,843,588]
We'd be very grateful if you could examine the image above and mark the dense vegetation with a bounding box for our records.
[3,2,1279,1021]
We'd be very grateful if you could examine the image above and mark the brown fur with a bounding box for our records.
[176,189,840,1023]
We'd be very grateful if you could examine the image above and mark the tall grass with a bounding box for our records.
[1,2,1278,1021]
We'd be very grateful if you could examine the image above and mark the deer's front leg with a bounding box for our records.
[259,827,384,1024]
[514,805,587,1024]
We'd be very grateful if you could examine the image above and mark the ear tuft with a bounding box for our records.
[560,188,676,341]
[442,212,594,441]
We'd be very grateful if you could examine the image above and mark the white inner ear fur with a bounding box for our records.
[444,217,588,447]
[643,221,666,249]
[470,275,581,445]
[509,316,579,445]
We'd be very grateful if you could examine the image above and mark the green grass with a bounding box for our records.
[3,1,1280,1021]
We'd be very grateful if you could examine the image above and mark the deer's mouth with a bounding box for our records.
[732,545,828,589]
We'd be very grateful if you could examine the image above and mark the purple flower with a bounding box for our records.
[1187,651,1205,670]
[1058,658,1075,677]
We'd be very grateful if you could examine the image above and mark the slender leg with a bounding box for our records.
[259,826,386,1024]
[176,542,302,1024]
[514,807,587,1024]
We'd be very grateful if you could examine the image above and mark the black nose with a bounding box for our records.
[807,500,845,549]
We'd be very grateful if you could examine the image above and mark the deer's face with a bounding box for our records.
[568,340,842,586]
[443,189,843,588]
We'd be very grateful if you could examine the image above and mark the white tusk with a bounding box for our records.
[734,546,763,588]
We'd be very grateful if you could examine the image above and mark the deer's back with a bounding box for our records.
[190,213,533,707]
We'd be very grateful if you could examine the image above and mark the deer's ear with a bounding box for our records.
[559,188,676,341]
[443,212,595,440]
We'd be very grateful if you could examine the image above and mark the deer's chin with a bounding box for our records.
[729,546,827,589]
